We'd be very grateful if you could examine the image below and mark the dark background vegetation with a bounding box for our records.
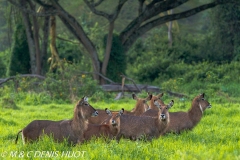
[0,0,239,104]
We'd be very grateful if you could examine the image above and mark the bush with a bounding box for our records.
[7,24,31,76]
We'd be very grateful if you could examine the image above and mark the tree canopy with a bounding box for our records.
[4,0,240,84]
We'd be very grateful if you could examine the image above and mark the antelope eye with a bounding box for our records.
[201,98,205,100]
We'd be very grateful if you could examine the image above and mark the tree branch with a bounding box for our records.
[84,0,127,22]
[83,0,112,19]
[0,74,46,86]
[7,0,57,16]
[120,0,188,44]
[122,0,236,53]
[92,0,104,7]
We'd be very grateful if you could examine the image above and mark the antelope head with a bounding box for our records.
[77,96,98,119]
[198,93,211,114]
[155,100,174,121]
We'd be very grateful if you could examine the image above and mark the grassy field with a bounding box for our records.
[0,96,239,160]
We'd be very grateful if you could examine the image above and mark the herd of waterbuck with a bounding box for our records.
[15,93,212,145]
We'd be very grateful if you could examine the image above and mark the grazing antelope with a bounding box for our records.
[15,97,98,145]
[83,108,124,141]
[116,100,174,141]
[88,93,151,124]
[166,93,211,134]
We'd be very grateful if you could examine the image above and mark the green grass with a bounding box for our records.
[0,98,239,160]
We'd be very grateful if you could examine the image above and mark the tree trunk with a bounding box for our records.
[28,1,41,74]
[49,16,61,72]
[101,21,114,84]
[20,0,37,74]
[168,9,173,47]
[41,9,50,75]
[50,0,101,82]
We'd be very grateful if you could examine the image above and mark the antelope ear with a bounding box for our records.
[199,93,205,100]
[105,108,112,116]
[146,94,152,101]
[157,93,164,98]
[119,108,124,115]
[167,100,174,109]
[132,93,138,100]
[83,96,88,102]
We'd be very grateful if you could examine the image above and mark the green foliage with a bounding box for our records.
[209,4,240,62]
[56,36,83,63]
[0,58,6,77]
[0,49,10,77]
[105,33,126,83]
[127,30,172,83]
[0,62,107,105]
[43,62,102,102]
[7,24,30,76]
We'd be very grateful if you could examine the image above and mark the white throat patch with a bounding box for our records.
[199,104,203,114]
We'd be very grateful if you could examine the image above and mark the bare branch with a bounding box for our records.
[83,0,112,19]
[120,0,188,44]
[57,36,80,44]
[0,74,46,86]
[111,0,127,21]
[122,0,236,53]
[84,0,127,22]
[138,0,145,15]
[92,0,104,7]
[7,0,57,16]
[120,74,141,92]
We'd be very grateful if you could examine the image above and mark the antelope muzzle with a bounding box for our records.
[160,114,166,120]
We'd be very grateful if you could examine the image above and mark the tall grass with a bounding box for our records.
[0,96,239,160]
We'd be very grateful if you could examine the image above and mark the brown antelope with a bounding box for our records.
[141,93,166,117]
[83,108,124,141]
[88,93,151,124]
[149,93,165,110]
[166,93,211,134]
[116,100,174,141]
[15,97,98,145]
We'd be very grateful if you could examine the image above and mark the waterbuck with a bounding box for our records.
[83,108,124,141]
[88,93,151,124]
[116,100,174,141]
[166,93,211,134]
[148,93,165,110]
[15,96,98,145]
[141,93,166,117]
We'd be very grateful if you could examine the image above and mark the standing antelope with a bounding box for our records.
[116,100,174,141]
[166,93,211,134]
[15,96,98,145]
[88,93,151,124]
[83,108,124,141]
